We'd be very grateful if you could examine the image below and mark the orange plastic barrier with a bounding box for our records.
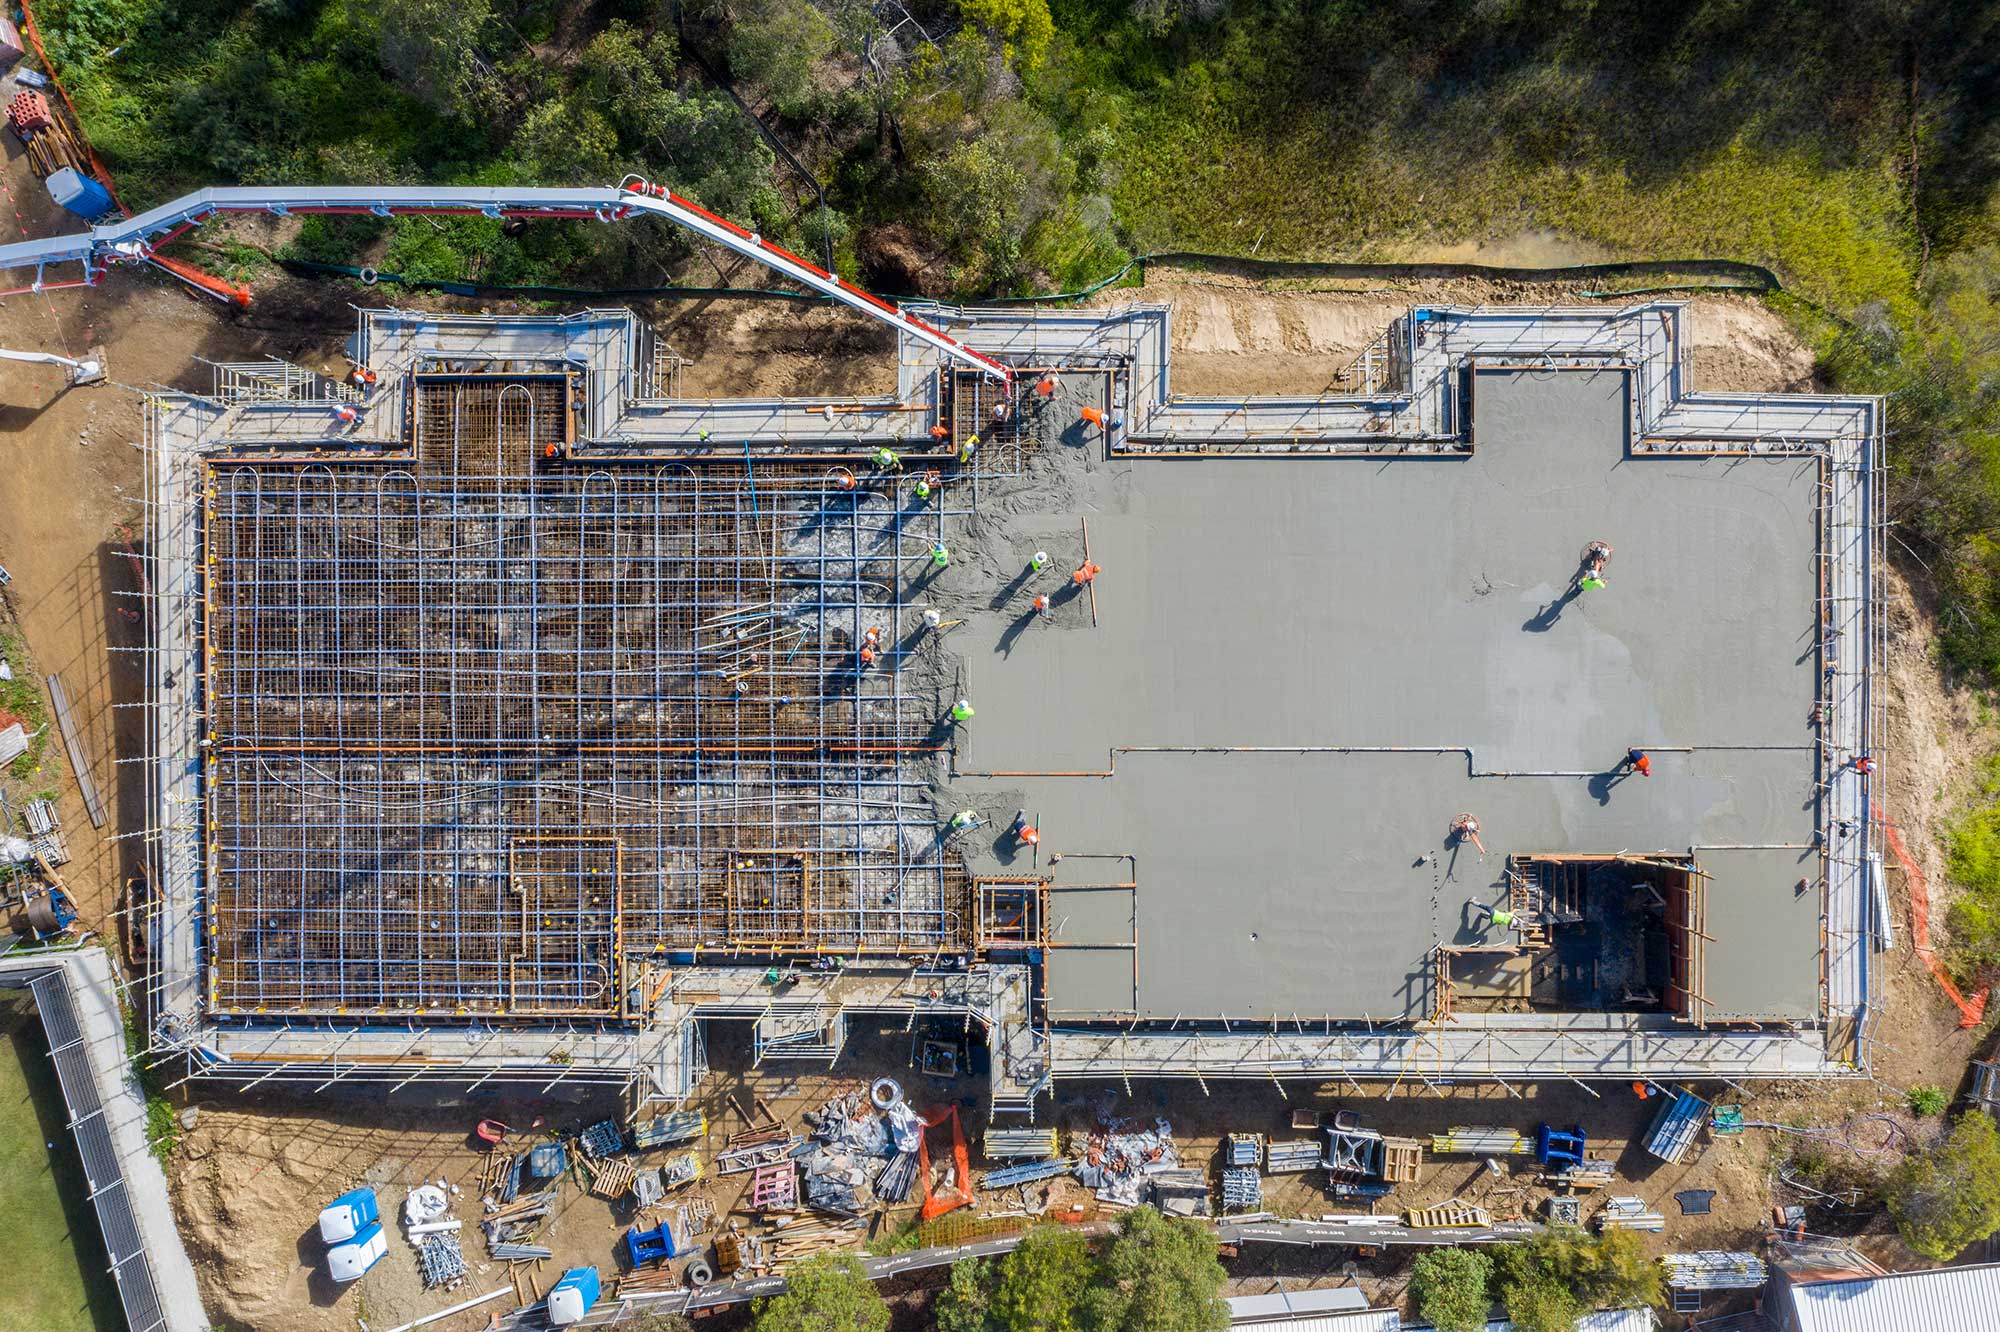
[147,252,251,308]
[915,1103,973,1221]
[1875,802,1989,1028]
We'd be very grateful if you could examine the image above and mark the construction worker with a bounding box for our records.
[914,469,941,501]
[931,543,950,569]
[830,467,856,492]
[1033,373,1057,399]
[1853,754,1876,774]
[859,627,882,667]
[1032,593,1051,617]
[950,698,974,722]
[331,403,360,426]
[1450,813,1486,854]
[958,435,980,465]
[929,423,951,443]
[949,810,979,831]
[991,398,1012,424]
[1626,748,1652,777]
[1488,907,1515,930]
[1072,561,1101,587]
[1079,405,1107,432]
[922,608,943,630]
[1029,550,1049,573]
[1578,539,1611,590]
[874,447,902,472]
[699,429,712,443]
[1010,811,1040,847]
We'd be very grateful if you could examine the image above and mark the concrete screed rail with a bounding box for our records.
[127,295,1880,1115]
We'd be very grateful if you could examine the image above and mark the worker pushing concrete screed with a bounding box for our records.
[1577,539,1613,591]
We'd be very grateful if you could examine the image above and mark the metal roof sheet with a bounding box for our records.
[1786,1262,2000,1332]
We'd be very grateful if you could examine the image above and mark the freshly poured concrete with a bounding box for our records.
[944,369,1824,1023]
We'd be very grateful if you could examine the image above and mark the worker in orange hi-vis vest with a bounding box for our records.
[1071,562,1100,587]
[1626,748,1651,777]
[1034,373,1057,398]
[1079,405,1106,429]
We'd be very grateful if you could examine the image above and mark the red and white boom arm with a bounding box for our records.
[0,179,1012,382]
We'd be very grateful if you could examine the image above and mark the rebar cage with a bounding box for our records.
[201,372,972,1016]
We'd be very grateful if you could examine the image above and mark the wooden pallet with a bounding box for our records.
[589,1159,637,1200]
[1381,1137,1422,1185]
[1405,1200,1490,1228]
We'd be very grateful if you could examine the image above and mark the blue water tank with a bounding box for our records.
[547,1267,601,1326]
[46,168,116,222]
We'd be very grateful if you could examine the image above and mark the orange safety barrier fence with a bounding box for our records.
[914,1103,973,1221]
[1875,802,1989,1028]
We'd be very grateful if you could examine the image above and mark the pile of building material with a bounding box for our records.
[417,1233,469,1288]
[1596,1196,1666,1232]
[1662,1251,1767,1291]
[482,1189,557,1250]
[1221,1167,1262,1212]
[1149,1168,1211,1218]
[792,1088,922,1213]
[1265,1140,1321,1174]
[1074,1114,1178,1207]
[985,1127,1059,1159]
[1225,1134,1264,1168]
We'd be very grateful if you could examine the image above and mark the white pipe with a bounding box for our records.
[405,1219,462,1235]
[381,1285,511,1332]
[0,347,85,369]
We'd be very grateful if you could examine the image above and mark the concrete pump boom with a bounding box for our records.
[0,178,1012,382]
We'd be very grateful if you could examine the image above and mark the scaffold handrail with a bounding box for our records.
[0,179,1012,382]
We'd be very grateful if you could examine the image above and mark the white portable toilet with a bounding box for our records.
[546,1266,601,1326]
[318,1187,379,1243]
[327,1221,388,1282]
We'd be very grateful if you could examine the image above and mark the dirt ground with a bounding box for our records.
[3,122,1996,1330]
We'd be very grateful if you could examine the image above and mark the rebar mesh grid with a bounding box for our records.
[202,374,972,1016]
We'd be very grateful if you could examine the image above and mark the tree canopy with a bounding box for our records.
[1887,1112,2000,1262]
[750,1253,891,1332]
[1410,1247,1494,1332]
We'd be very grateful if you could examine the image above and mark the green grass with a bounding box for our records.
[0,998,126,1332]
[0,630,59,785]
[122,1007,177,1163]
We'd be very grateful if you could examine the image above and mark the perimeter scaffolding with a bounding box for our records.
[140,302,1881,1110]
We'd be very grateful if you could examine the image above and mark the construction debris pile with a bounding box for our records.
[1073,1107,1179,1208]
[798,1086,924,1212]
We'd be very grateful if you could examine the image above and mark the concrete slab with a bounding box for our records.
[948,368,1823,1021]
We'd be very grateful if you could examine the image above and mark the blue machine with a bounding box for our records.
[547,1267,601,1327]
[1535,1124,1586,1168]
[624,1219,689,1267]
[317,1187,380,1243]
[45,168,116,222]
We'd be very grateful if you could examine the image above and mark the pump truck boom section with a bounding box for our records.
[0,178,1011,382]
